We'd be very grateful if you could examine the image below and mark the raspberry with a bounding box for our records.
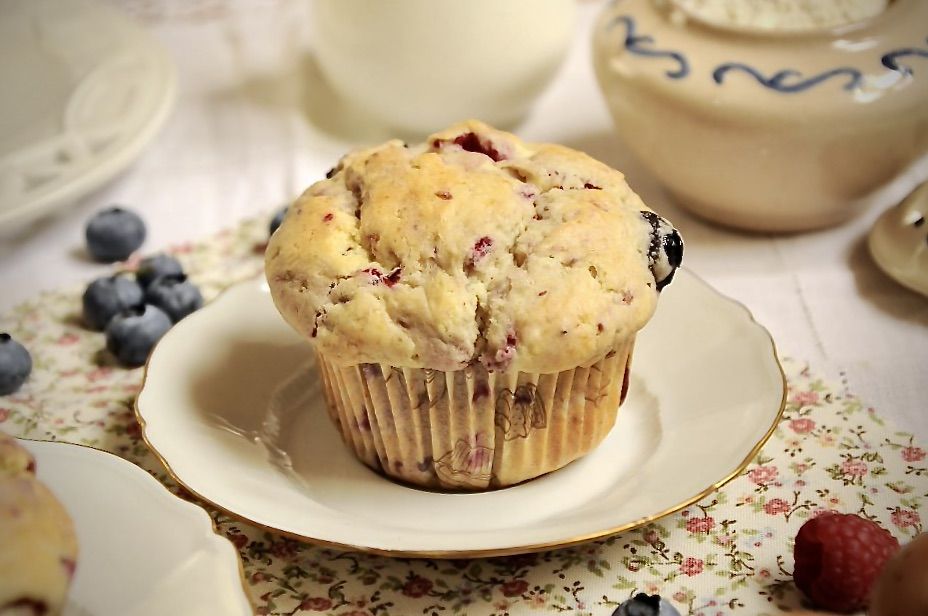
[432,132,505,161]
[793,513,900,613]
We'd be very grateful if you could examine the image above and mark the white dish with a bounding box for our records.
[20,439,253,616]
[869,181,928,297]
[0,0,176,227]
[137,271,785,557]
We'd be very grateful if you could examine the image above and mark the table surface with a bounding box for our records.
[2,0,927,445]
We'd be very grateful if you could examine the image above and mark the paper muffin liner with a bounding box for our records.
[316,339,635,491]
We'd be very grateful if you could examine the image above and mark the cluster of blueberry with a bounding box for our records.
[83,259,202,367]
[1,206,291,397]
[81,208,203,367]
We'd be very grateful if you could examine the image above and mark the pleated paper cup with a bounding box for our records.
[316,339,635,491]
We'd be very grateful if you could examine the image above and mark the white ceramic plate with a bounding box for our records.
[137,270,785,557]
[20,440,253,616]
[0,0,176,227]
[869,181,928,298]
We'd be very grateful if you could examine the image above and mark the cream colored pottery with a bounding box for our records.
[20,439,253,616]
[593,0,928,232]
[312,0,575,137]
[136,271,785,557]
[869,180,928,297]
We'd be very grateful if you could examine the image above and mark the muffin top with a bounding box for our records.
[266,120,682,373]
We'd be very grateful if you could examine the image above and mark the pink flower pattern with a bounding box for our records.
[890,508,921,529]
[747,465,778,485]
[791,390,819,406]
[0,216,922,615]
[788,418,815,434]
[764,498,791,516]
[299,597,332,611]
[680,557,704,577]
[841,459,868,477]
[686,516,716,534]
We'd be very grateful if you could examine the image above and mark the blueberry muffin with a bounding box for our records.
[266,120,682,490]
[0,433,78,615]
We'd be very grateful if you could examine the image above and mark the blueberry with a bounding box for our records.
[613,594,680,616]
[136,253,184,289]
[85,206,146,262]
[663,229,683,269]
[105,305,172,367]
[145,274,203,323]
[269,206,289,236]
[640,211,684,291]
[82,275,145,331]
[0,334,32,396]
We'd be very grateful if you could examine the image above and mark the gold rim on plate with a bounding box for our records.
[134,271,788,560]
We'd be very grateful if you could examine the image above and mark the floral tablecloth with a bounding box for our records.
[2,217,925,616]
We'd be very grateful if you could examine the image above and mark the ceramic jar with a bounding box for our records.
[313,0,576,137]
[593,0,928,232]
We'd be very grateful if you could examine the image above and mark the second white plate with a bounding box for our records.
[137,270,785,557]
[21,440,253,616]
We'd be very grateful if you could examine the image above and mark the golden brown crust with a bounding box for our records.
[267,120,676,373]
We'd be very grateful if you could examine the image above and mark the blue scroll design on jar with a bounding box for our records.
[882,38,928,76]
[610,14,927,93]
[712,64,863,92]
[609,15,690,79]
